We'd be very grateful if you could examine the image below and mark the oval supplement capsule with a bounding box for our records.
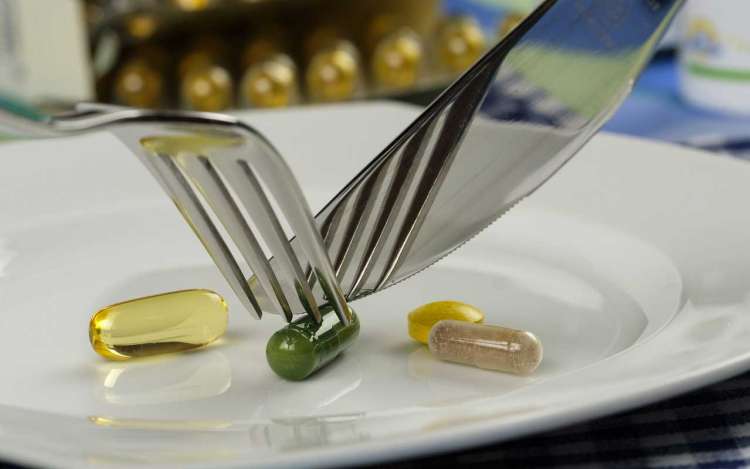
[408,301,484,344]
[89,289,228,361]
[372,29,424,89]
[428,320,542,375]
[305,41,361,102]
[437,16,487,73]
[266,307,359,381]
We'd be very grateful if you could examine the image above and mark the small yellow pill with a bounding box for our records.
[181,65,234,112]
[305,41,361,102]
[172,0,211,11]
[407,301,484,344]
[429,320,543,375]
[89,289,228,361]
[113,57,164,109]
[372,29,424,89]
[240,55,298,108]
[125,14,159,40]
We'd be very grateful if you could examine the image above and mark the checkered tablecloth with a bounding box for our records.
[375,370,750,468]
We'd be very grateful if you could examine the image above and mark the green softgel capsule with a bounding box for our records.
[266,307,359,381]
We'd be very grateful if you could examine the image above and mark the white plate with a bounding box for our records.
[1,102,749,468]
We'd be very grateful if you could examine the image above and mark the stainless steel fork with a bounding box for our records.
[0,103,351,325]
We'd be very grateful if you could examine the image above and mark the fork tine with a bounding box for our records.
[238,132,350,324]
[214,157,318,323]
[376,63,498,289]
[178,154,294,322]
[149,152,264,319]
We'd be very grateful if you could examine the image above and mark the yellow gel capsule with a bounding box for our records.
[372,29,424,89]
[407,301,484,344]
[498,12,525,39]
[240,55,298,108]
[429,320,543,375]
[306,41,360,102]
[89,289,228,361]
[113,57,164,109]
[437,16,487,73]
[125,14,159,40]
[172,0,211,11]
[181,65,234,112]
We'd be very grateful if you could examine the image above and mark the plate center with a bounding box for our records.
[0,205,682,422]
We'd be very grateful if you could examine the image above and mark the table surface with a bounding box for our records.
[4,56,750,469]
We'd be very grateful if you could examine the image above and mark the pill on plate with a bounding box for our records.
[89,289,228,361]
[428,320,543,375]
[266,307,359,381]
[408,301,484,344]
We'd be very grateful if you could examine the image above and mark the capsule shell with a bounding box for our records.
[498,12,525,39]
[266,307,359,381]
[408,300,484,344]
[437,16,487,73]
[372,29,424,89]
[113,56,164,109]
[305,41,361,102]
[181,65,234,112]
[240,55,298,108]
[172,0,211,12]
[428,320,542,375]
[89,289,228,361]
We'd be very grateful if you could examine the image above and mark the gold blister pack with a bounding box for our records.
[84,0,524,111]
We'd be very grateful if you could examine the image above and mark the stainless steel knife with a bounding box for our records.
[259,0,684,314]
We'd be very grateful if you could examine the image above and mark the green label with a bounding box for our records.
[686,62,750,82]
[0,95,46,122]
[0,94,47,141]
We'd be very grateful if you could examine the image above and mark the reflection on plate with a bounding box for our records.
[96,351,232,405]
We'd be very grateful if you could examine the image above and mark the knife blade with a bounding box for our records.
[257,0,684,313]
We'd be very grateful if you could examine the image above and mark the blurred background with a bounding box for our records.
[1,0,749,159]
[0,0,541,111]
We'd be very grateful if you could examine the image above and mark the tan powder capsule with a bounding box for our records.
[428,320,542,375]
